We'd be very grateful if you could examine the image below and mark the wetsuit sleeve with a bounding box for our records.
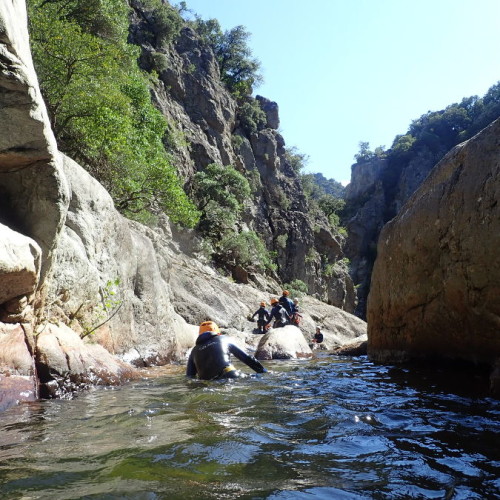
[186,351,197,378]
[228,343,266,373]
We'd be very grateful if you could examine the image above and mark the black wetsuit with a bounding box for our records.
[267,304,290,328]
[186,332,266,380]
[313,332,324,343]
[252,307,270,332]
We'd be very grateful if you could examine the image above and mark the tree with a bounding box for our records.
[193,18,262,98]
[285,146,309,173]
[28,0,199,227]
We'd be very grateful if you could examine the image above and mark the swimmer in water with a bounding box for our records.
[186,321,267,380]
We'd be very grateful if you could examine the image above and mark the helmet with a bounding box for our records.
[260,301,266,307]
[270,298,279,305]
[199,321,220,335]
[282,290,290,296]
[293,298,299,303]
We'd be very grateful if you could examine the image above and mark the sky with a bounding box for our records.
[182,0,500,184]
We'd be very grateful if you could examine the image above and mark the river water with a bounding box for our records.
[1,354,499,499]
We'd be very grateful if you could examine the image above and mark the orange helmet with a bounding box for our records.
[260,301,266,307]
[282,290,290,296]
[270,298,279,305]
[199,321,220,335]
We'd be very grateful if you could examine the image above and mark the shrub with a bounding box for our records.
[218,231,276,273]
[283,279,308,298]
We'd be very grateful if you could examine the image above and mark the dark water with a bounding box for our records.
[1,355,499,499]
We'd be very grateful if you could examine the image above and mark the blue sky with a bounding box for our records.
[183,1,500,184]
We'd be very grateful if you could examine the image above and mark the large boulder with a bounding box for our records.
[0,323,37,410]
[36,323,138,398]
[367,118,500,392]
[0,223,41,305]
[255,325,312,360]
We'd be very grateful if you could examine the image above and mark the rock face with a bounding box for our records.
[367,118,500,390]
[344,152,440,318]
[0,0,69,282]
[46,155,195,366]
[128,20,356,311]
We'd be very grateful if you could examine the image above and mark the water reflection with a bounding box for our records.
[0,357,499,499]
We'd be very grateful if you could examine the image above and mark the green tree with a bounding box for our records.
[285,146,309,173]
[28,0,199,227]
[193,18,262,98]
[318,194,346,227]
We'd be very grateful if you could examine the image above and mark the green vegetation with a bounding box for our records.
[285,147,309,173]
[191,18,262,99]
[27,0,198,227]
[283,279,308,298]
[301,173,347,232]
[238,97,267,135]
[192,164,275,274]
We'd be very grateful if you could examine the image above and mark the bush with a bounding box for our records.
[238,98,267,136]
[218,231,276,273]
[283,279,308,298]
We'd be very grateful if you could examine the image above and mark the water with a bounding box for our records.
[1,355,499,499]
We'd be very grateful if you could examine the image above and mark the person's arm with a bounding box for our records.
[186,351,197,378]
[229,343,267,373]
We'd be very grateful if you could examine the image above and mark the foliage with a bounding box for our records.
[283,279,308,298]
[74,278,123,339]
[285,146,309,173]
[192,163,251,214]
[276,234,288,249]
[27,0,199,227]
[192,17,262,98]
[218,231,276,273]
[137,0,183,48]
[354,141,386,162]
[310,173,345,198]
[237,97,267,135]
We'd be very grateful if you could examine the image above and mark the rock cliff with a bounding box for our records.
[367,118,500,393]
[0,1,366,410]
[128,12,356,311]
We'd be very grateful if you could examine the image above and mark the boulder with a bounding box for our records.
[332,339,368,356]
[0,323,37,411]
[0,223,41,305]
[367,118,500,390]
[36,323,138,398]
[255,325,312,360]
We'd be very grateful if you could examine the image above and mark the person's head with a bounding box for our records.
[293,298,299,304]
[282,290,290,297]
[199,321,220,335]
[316,326,321,333]
[270,298,279,306]
[260,301,266,307]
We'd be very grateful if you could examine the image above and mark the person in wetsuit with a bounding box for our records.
[186,321,267,380]
[311,326,324,347]
[252,301,270,334]
[279,290,294,316]
[267,298,290,329]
